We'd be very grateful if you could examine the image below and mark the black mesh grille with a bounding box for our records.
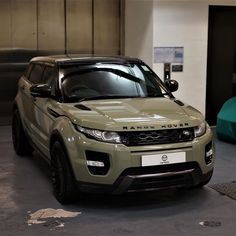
[119,128,194,146]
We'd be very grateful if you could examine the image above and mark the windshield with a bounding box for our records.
[60,63,168,103]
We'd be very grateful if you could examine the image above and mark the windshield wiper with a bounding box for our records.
[78,95,139,102]
[146,92,169,98]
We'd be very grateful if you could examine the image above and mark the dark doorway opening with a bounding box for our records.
[206,6,236,125]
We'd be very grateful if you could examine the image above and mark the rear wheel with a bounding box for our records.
[12,109,33,156]
[51,141,77,204]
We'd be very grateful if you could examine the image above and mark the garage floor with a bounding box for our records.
[0,126,236,236]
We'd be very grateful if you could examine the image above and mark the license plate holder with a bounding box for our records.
[141,152,186,167]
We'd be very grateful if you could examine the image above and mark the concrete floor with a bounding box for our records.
[0,126,236,236]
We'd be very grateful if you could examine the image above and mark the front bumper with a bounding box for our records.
[64,125,214,193]
[77,163,213,194]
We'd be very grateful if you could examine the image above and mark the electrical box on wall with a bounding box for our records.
[172,64,183,72]
[164,63,171,81]
[154,47,184,80]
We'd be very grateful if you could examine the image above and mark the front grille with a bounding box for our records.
[119,128,194,146]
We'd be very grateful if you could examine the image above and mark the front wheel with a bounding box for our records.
[12,109,33,156]
[51,141,77,204]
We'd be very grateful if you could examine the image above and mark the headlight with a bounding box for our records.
[194,122,207,137]
[76,125,121,144]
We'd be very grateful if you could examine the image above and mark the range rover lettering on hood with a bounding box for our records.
[123,123,189,130]
[123,126,155,130]
[161,123,189,128]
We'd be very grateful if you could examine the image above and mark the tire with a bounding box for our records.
[51,141,77,204]
[12,109,33,156]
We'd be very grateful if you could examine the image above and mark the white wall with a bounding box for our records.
[125,0,236,116]
[153,0,236,116]
[125,0,154,66]
[153,1,209,114]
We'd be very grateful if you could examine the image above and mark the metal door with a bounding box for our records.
[0,1,11,48]
[94,0,120,55]
[37,0,65,53]
[206,6,236,125]
[12,0,37,49]
[66,0,93,54]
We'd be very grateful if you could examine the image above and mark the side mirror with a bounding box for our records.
[165,80,179,93]
[30,84,51,98]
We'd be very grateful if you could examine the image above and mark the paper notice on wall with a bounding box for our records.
[154,47,184,63]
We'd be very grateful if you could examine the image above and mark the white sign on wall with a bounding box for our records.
[154,47,184,63]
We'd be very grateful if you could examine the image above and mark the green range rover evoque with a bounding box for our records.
[12,55,214,203]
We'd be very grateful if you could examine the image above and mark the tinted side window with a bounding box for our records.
[43,66,59,99]
[25,64,33,78]
[28,64,44,84]
[42,66,55,85]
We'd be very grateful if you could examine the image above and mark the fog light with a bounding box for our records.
[205,142,213,165]
[206,149,213,157]
[86,160,105,167]
[85,150,110,175]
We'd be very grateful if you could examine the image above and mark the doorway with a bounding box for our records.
[206,6,236,125]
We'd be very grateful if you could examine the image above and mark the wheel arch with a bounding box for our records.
[12,101,24,125]
[50,130,63,151]
[12,101,18,112]
[49,130,77,180]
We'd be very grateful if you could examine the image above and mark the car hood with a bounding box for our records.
[57,98,204,131]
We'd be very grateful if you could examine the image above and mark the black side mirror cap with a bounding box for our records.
[165,80,179,93]
[30,84,52,98]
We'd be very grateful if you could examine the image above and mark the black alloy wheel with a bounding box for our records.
[51,141,77,204]
[12,109,33,156]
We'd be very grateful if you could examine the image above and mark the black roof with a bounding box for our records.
[30,54,143,65]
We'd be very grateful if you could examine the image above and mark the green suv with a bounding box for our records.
[12,55,214,203]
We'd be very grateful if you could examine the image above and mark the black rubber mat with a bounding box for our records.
[209,181,236,200]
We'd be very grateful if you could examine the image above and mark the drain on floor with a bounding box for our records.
[209,181,236,200]
[199,221,222,227]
